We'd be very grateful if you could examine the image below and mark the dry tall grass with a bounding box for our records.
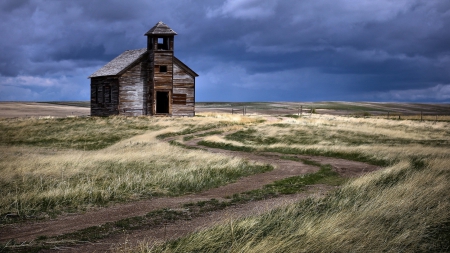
[0,115,269,218]
[142,114,450,252]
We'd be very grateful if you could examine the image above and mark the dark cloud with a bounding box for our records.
[0,0,449,102]
[0,0,31,12]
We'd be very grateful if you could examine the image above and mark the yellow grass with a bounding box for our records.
[0,116,270,217]
[140,113,450,252]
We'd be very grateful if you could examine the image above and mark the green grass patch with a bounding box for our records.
[168,140,204,150]
[198,140,256,152]
[197,140,389,167]
[183,130,224,141]
[225,127,319,145]
[157,122,236,139]
[266,146,390,167]
[225,128,279,145]
[231,164,345,203]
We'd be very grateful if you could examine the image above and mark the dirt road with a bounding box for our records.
[0,127,380,252]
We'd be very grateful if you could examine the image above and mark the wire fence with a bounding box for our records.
[197,104,450,122]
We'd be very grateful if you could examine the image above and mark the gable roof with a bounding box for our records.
[145,21,177,36]
[89,48,147,78]
[174,57,199,77]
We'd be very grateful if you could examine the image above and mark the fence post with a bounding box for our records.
[243,106,245,116]
[420,111,423,122]
[387,111,389,119]
[300,105,303,116]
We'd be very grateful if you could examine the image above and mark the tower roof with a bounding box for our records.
[145,21,177,36]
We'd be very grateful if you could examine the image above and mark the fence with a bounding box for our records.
[199,104,450,122]
[230,105,315,116]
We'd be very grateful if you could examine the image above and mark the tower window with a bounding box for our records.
[159,65,167,72]
[157,37,169,50]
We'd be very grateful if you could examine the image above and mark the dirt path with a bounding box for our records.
[59,185,334,253]
[0,130,380,252]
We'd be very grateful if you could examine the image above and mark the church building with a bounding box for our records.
[89,21,198,116]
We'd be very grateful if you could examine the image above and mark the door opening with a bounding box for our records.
[156,91,169,114]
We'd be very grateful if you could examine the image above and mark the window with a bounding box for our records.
[104,86,111,103]
[159,65,167,72]
[157,37,169,50]
[173,94,187,105]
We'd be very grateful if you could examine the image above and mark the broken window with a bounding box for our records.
[157,37,169,50]
[159,65,167,72]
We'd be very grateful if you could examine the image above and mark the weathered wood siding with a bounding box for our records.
[90,77,119,116]
[172,63,195,116]
[146,51,154,115]
[151,51,173,115]
[118,61,148,116]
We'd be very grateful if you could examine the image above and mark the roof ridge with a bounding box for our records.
[88,48,148,78]
[145,21,177,36]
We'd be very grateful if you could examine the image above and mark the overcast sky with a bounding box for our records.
[1,0,449,102]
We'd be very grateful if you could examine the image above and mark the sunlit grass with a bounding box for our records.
[0,116,164,150]
[139,114,450,253]
[151,157,449,252]
[2,111,449,252]
[0,115,272,220]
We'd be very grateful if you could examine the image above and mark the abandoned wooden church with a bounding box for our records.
[89,21,198,116]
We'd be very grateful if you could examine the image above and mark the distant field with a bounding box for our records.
[39,101,90,108]
[197,101,450,117]
[0,102,89,118]
[1,101,448,119]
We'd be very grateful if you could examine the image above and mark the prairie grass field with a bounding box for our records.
[0,102,449,252]
[142,114,450,252]
[0,115,269,219]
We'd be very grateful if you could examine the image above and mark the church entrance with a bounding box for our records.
[156,91,170,114]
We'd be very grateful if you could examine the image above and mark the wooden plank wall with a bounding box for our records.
[146,51,154,115]
[90,77,119,116]
[152,52,173,115]
[118,61,148,116]
[172,63,195,116]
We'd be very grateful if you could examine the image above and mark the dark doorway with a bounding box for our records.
[156,91,169,114]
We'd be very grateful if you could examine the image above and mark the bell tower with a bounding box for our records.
[145,21,177,115]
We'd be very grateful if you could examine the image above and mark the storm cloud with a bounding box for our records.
[0,0,449,102]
